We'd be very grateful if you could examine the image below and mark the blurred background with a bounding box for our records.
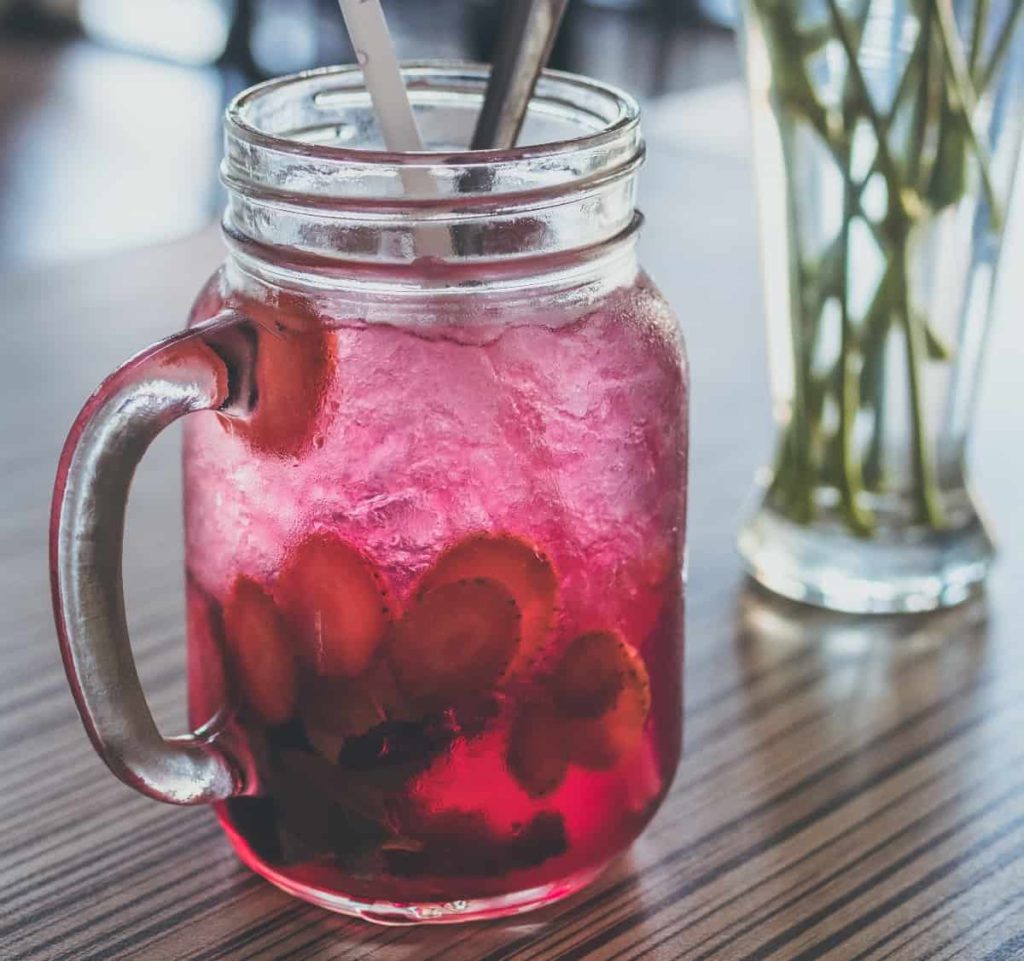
[0,0,741,269]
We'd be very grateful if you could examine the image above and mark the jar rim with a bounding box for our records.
[221,61,644,281]
[225,60,640,167]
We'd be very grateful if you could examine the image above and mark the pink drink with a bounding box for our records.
[183,266,687,917]
[47,66,688,924]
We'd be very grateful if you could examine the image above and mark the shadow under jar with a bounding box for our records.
[51,64,688,923]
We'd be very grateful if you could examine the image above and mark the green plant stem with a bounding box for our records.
[859,261,898,489]
[825,0,906,203]
[768,123,816,523]
[894,240,945,527]
[766,1,897,246]
[837,151,873,534]
[807,363,840,474]
[970,0,991,79]
[908,3,936,189]
[932,0,1004,227]
[840,35,924,250]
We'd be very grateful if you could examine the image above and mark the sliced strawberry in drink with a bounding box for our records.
[506,699,568,798]
[276,532,392,679]
[222,575,297,725]
[389,578,521,712]
[227,295,334,456]
[554,631,651,770]
[551,630,635,719]
[419,533,557,676]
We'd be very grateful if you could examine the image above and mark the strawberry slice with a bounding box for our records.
[506,699,568,798]
[554,631,651,770]
[229,295,334,456]
[551,630,637,719]
[418,533,557,676]
[389,578,521,712]
[222,575,297,725]
[276,532,391,679]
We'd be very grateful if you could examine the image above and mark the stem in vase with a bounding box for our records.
[894,234,945,527]
[932,0,1003,228]
[837,146,873,534]
[970,0,991,79]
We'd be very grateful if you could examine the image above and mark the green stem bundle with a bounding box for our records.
[757,0,1020,534]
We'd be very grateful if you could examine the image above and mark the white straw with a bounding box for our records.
[337,0,451,259]
[338,0,423,152]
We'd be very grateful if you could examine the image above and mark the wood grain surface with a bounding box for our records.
[2,85,1024,960]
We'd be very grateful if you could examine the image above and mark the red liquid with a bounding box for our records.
[184,270,687,919]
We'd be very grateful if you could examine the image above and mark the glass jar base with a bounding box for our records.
[738,502,995,614]
[229,837,611,925]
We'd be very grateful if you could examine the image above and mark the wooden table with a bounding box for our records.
[3,85,1024,960]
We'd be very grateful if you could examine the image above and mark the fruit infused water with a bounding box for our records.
[183,267,687,917]
[48,65,687,924]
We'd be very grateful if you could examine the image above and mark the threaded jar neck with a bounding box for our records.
[221,62,645,287]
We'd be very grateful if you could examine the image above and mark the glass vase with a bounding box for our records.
[738,0,1024,612]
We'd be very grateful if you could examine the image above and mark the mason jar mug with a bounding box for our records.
[51,64,688,923]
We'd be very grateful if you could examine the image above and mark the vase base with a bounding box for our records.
[738,503,995,614]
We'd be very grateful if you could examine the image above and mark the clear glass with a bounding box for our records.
[183,65,688,922]
[739,0,1024,612]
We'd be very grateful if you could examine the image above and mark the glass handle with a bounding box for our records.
[50,311,248,805]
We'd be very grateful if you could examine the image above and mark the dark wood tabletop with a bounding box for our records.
[3,84,1024,961]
